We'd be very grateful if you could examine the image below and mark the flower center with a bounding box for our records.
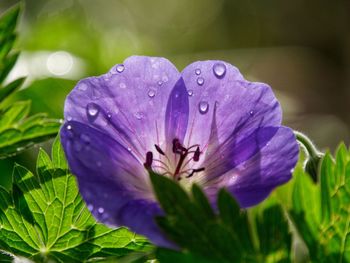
[143,138,205,181]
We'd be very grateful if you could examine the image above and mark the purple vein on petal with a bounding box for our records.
[165,78,189,144]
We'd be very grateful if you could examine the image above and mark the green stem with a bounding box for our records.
[294,131,321,159]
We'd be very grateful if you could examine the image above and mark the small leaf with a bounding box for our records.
[0,77,25,103]
[0,52,19,83]
[0,4,20,40]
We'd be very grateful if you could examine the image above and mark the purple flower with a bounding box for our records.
[60,56,299,247]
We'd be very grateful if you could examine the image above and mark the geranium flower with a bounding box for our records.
[60,56,299,247]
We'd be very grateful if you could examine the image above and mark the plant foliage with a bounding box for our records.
[0,138,151,262]
[0,5,60,159]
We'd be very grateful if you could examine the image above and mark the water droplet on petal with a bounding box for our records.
[213,62,226,79]
[134,112,144,120]
[92,88,101,100]
[86,103,100,122]
[98,207,104,214]
[67,116,73,121]
[195,68,201,75]
[107,112,112,119]
[148,89,156,98]
[116,64,125,73]
[157,80,163,86]
[198,101,209,114]
[78,83,88,91]
[197,77,204,86]
[67,125,72,130]
[188,90,193,96]
[88,204,94,212]
[127,147,132,152]
[249,110,254,116]
[119,82,126,89]
[162,75,168,82]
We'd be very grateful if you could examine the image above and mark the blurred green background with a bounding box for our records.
[0,0,349,187]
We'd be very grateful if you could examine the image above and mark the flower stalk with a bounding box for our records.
[294,131,323,182]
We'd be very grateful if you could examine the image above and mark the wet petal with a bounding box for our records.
[60,122,155,221]
[180,60,281,155]
[64,56,180,162]
[205,127,299,207]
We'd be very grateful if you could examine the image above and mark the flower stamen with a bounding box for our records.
[144,139,205,180]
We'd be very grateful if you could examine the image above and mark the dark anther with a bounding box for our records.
[144,151,153,170]
[186,167,205,178]
[154,144,165,155]
[172,139,178,153]
[193,147,201,162]
[172,138,186,154]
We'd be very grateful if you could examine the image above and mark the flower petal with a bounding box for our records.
[165,78,189,143]
[205,127,299,207]
[64,56,180,162]
[180,60,281,154]
[60,121,169,243]
[117,199,176,248]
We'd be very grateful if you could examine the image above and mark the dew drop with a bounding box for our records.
[197,77,204,86]
[66,125,72,130]
[92,88,101,100]
[198,101,209,114]
[162,75,168,82]
[67,116,73,121]
[148,89,156,98]
[157,80,163,86]
[116,64,125,73]
[107,112,112,119]
[134,112,144,120]
[87,103,99,117]
[119,82,126,89]
[78,83,88,91]
[249,110,254,116]
[98,207,105,214]
[213,62,226,79]
[195,68,201,75]
[16,147,25,152]
[188,90,193,96]
[86,103,100,122]
[88,204,94,212]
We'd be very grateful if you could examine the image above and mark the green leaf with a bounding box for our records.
[0,252,12,262]
[0,102,61,159]
[0,5,20,84]
[289,143,350,262]
[0,137,151,262]
[150,172,291,263]
[0,5,20,41]
[0,77,25,103]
